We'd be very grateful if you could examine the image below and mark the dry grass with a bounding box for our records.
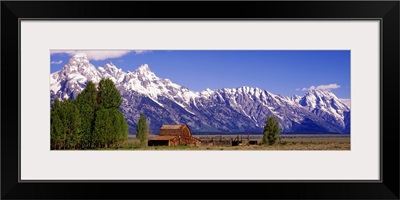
[101,136,350,150]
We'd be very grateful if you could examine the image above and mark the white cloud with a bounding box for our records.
[50,50,149,61]
[295,88,301,91]
[134,50,151,54]
[51,60,63,65]
[339,98,351,107]
[316,84,341,90]
[302,84,341,91]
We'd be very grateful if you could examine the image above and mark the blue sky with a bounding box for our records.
[50,50,350,99]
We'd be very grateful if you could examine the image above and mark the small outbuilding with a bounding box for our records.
[148,124,201,146]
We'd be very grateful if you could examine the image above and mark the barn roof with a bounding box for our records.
[159,124,192,137]
[160,124,187,130]
[148,136,177,141]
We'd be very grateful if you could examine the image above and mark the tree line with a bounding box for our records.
[50,78,128,149]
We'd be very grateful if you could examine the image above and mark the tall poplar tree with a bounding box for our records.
[50,99,81,149]
[93,78,128,148]
[97,78,122,109]
[136,113,148,146]
[50,78,128,149]
[50,98,65,149]
[75,81,97,148]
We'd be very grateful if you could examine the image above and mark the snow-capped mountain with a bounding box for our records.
[50,53,102,101]
[50,54,351,134]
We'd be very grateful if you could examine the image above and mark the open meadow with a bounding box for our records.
[97,135,350,150]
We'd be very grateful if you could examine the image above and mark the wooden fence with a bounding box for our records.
[199,135,258,146]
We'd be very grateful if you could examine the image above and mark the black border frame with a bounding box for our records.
[2,1,399,199]
[17,18,382,183]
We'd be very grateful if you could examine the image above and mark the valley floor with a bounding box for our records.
[100,136,350,150]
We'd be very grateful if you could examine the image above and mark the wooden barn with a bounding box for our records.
[148,124,201,146]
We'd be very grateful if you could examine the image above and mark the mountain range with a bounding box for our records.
[50,54,351,134]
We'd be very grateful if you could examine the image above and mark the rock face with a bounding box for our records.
[50,54,351,134]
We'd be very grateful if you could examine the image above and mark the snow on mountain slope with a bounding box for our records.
[50,53,351,134]
[299,89,350,130]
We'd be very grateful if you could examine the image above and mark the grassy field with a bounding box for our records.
[97,136,350,150]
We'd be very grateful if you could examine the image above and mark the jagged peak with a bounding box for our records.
[305,89,335,97]
[136,64,151,72]
[132,64,159,81]
[292,94,302,98]
[103,61,117,69]
[61,53,93,74]
[236,86,256,92]
[200,88,214,96]
[65,53,89,65]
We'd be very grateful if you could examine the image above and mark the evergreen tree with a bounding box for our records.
[51,98,62,111]
[111,109,129,146]
[50,100,65,149]
[136,113,148,145]
[97,78,122,109]
[50,99,81,149]
[50,78,128,149]
[75,81,97,148]
[263,116,281,145]
[62,99,82,149]
[93,78,128,148]
[93,109,113,148]
[93,108,128,148]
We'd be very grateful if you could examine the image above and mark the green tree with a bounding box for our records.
[93,79,128,148]
[50,99,82,149]
[263,116,281,145]
[51,98,62,111]
[75,81,97,148]
[50,99,65,149]
[93,109,113,148]
[112,109,129,146]
[136,113,148,145]
[50,78,128,149]
[97,78,122,109]
[62,99,82,149]
[93,108,128,148]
